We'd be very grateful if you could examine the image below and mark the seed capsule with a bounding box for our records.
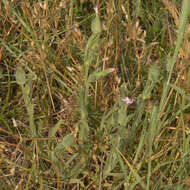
[91,6,102,34]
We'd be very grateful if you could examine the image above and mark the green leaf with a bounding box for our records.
[23,83,31,106]
[166,56,173,73]
[103,149,118,177]
[54,134,75,154]
[52,134,76,164]
[169,83,190,101]
[118,103,127,127]
[84,34,100,62]
[148,64,159,82]
[88,68,114,83]
[167,0,190,84]
[49,120,63,138]
[15,67,26,85]
[91,14,102,34]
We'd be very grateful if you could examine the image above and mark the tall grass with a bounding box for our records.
[0,0,190,189]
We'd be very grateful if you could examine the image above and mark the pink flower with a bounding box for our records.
[94,5,99,14]
[101,21,106,30]
[112,68,116,72]
[101,21,105,28]
[121,97,134,105]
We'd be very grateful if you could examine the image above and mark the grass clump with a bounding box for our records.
[0,0,190,189]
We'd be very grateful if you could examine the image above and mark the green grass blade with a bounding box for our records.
[167,0,190,85]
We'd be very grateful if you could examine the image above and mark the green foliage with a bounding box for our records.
[91,11,102,34]
[15,67,26,86]
[1,0,190,189]
[87,68,114,83]
[52,134,75,160]
[143,64,160,100]
[15,67,36,137]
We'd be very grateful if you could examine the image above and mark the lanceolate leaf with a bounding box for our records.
[15,67,26,85]
[88,68,114,83]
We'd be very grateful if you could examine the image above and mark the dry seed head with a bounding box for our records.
[121,5,128,20]
[12,118,17,127]
[38,1,47,10]
[115,75,121,84]
[108,39,113,47]
[44,1,48,10]
[162,0,179,26]
[31,41,35,47]
[121,5,126,14]
[33,4,38,15]
[137,28,142,36]
[102,57,109,61]
[143,31,147,38]
[39,2,43,9]
[136,21,139,28]
[42,44,45,50]
[59,1,67,9]
[10,17,18,24]
[10,167,15,176]
[106,3,114,14]
[4,1,10,11]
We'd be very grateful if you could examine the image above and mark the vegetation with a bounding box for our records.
[0,0,190,189]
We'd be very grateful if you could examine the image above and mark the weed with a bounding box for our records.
[0,0,190,189]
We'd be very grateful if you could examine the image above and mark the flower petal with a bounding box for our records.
[121,97,133,105]
[94,5,99,14]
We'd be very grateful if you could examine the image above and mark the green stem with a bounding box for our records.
[167,0,189,86]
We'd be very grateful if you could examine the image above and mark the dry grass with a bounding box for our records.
[0,0,190,189]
